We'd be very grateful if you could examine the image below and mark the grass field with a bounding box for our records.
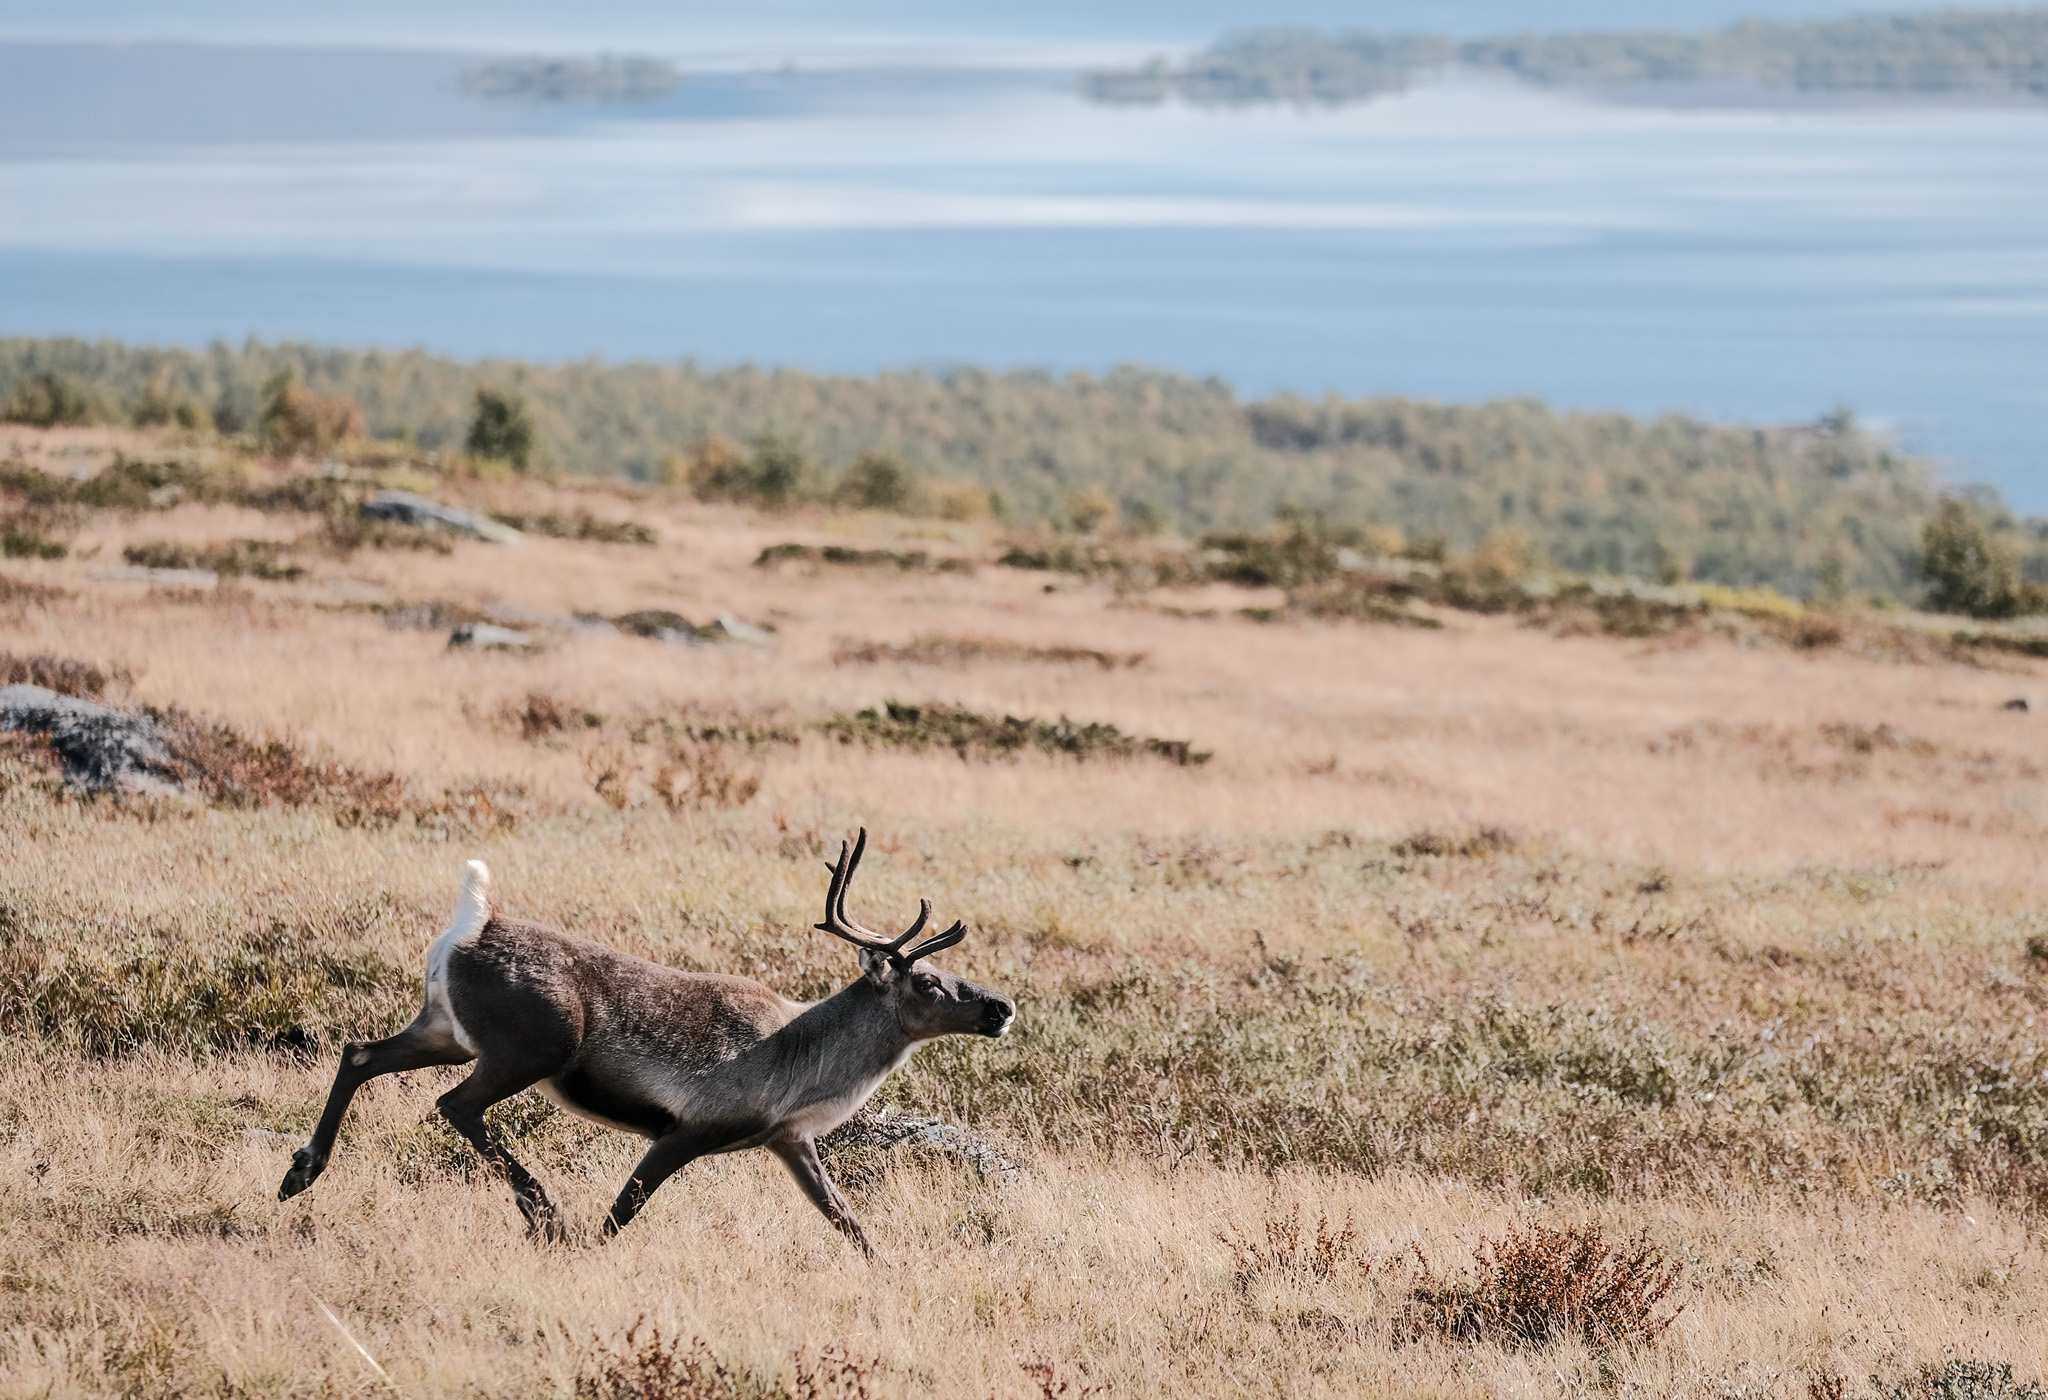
[2,431,2046,1398]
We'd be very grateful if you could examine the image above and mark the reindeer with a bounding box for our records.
[277,829,1014,1254]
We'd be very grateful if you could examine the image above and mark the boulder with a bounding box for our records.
[361,491,523,544]
[704,613,776,647]
[820,1106,1021,1186]
[448,623,535,650]
[0,684,185,797]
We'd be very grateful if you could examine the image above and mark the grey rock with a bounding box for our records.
[706,613,776,647]
[2005,697,2034,712]
[448,623,535,650]
[0,684,185,797]
[361,491,524,544]
[565,613,621,637]
[820,1107,1021,1185]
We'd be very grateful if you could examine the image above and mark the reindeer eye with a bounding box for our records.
[913,973,939,993]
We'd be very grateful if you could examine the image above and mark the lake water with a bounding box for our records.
[1,37,2043,505]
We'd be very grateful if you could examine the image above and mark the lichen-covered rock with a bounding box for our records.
[448,623,534,650]
[0,684,184,796]
[362,491,523,544]
[820,1107,1022,1186]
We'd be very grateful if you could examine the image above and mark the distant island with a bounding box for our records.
[1085,10,2048,106]
[458,54,682,104]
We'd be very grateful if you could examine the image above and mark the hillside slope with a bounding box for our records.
[0,336,1972,596]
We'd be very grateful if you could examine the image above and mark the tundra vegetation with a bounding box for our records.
[1,419,2047,1398]
[11,336,2048,602]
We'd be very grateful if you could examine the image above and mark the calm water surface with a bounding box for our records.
[0,41,2043,503]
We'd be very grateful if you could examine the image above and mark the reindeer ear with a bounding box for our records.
[858,947,900,986]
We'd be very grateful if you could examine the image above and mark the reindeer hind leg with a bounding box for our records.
[279,1022,472,1201]
[435,1055,564,1240]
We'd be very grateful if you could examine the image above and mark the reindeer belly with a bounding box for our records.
[542,1067,678,1139]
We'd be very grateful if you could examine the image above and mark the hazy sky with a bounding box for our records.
[1,0,1931,54]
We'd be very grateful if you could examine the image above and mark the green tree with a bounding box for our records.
[259,372,364,459]
[834,451,917,512]
[132,380,212,431]
[1921,497,2022,618]
[746,434,808,508]
[2,372,97,427]
[679,433,748,499]
[466,386,536,470]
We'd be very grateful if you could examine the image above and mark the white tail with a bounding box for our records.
[454,859,492,937]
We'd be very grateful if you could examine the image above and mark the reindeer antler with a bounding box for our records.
[815,827,961,965]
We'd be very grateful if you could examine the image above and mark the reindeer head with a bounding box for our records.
[815,828,1015,1042]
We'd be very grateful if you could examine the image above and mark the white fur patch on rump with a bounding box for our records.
[418,857,494,1056]
[455,858,492,937]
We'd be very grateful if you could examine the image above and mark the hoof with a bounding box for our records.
[278,1147,322,1201]
[517,1195,564,1244]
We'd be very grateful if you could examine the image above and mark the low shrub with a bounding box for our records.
[755,542,971,573]
[1221,1208,1372,1287]
[1958,631,2048,661]
[505,691,600,740]
[0,573,65,609]
[821,700,1210,766]
[681,433,816,509]
[0,651,130,698]
[1287,575,1442,628]
[1391,825,1517,859]
[317,511,453,557]
[612,609,701,641]
[0,463,78,508]
[833,634,1145,669]
[0,512,68,560]
[490,510,656,545]
[1200,526,1341,588]
[574,1325,879,1400]
[1405,1221,1684,1351]
[0,901,411,1057]
[122,539,304,580]
[152,706,408,820]
[997,538,1206,589]
[652,740,764,812]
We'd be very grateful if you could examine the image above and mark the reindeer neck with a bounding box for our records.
[783,976,914,1076]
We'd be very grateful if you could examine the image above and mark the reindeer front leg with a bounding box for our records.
[770,1135,878,1259]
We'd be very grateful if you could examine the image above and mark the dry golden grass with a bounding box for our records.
[10,484,2044,875]
[3,441,2047,1397]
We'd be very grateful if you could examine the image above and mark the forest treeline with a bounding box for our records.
[458,55,682,104]
[1085,10,2048,106]
[4,335,2041,601]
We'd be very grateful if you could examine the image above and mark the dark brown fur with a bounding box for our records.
[278,845,1013,1254]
